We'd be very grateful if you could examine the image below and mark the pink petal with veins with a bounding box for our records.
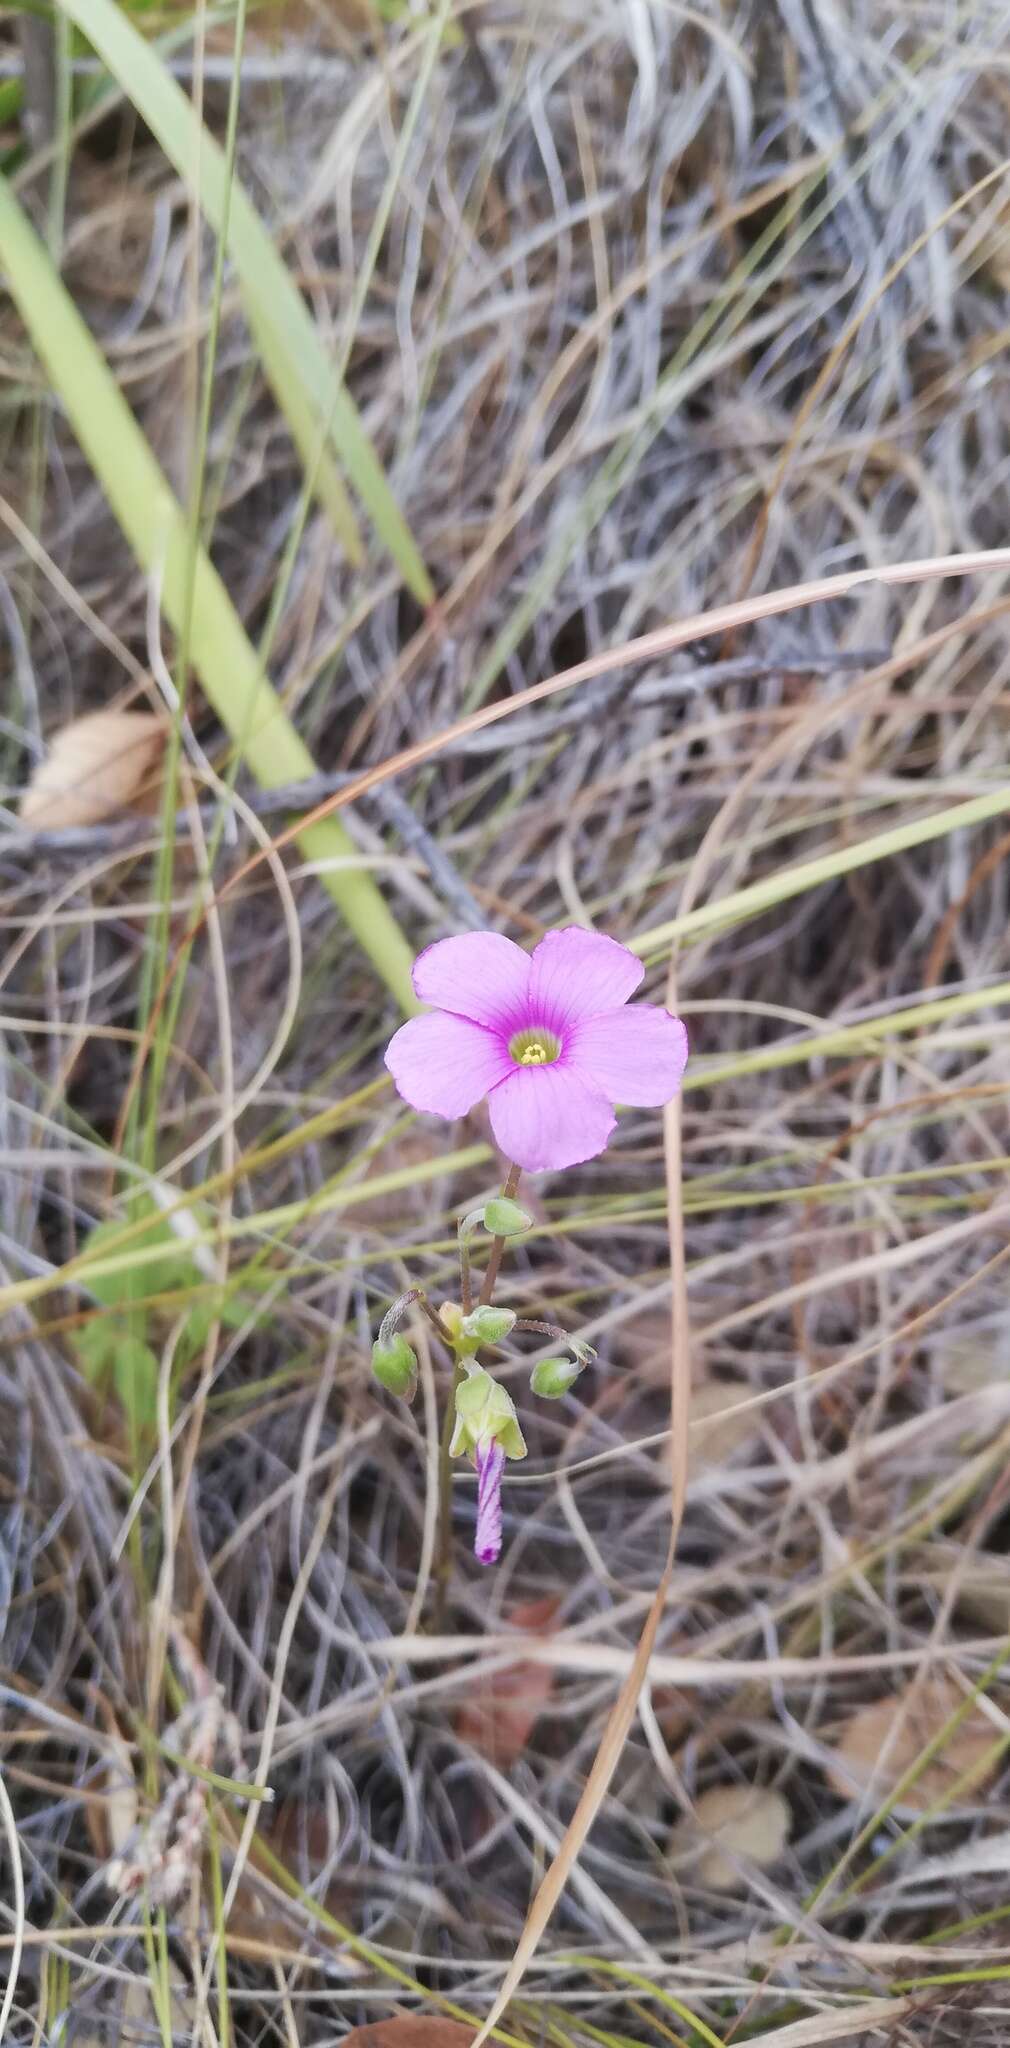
[571,1006,689,1106]
[412,931,531,1033]
[474,1438,506,1565]
[385,1011,512,1118]
[528,926,643,1036]
[487,1061,616,1172]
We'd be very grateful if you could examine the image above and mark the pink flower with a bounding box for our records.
[385,927,688,1173]
[474,1437,505,1565]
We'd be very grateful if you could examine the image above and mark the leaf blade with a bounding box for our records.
[60,0,433,601]
[0,173,417,1010]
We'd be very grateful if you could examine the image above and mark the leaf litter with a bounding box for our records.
[6,4,1010,2045]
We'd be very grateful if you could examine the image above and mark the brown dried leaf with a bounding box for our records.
[83,1699,137,1864]
[225,1800,361,1965]
[689,1378,759,1472]
[61,1977,196,2048]
[341,2025,474,2048]
[915,1542,1010,1636]
[258,1799,354,1917]
[613,1307,671,1381]
[20,710,166,828]
[673,1782,790,1892]
[455,1596,559,1765]
[824,1672,1000,1812]
[939,1330,1010,1397]
[97,1735,138,1862]
[360,1137,451,1226]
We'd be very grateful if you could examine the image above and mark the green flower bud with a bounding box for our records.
[450,1368,527,1459]
[460,1305,517,1349]
[530,1355,583,1399]
[483,1197,533,1238]
[371,1335,417,1399]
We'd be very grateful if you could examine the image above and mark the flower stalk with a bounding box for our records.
[478,1162,521,1306]
[373,924,689,1582]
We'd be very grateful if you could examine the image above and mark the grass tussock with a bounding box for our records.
[3,2,1010,2043]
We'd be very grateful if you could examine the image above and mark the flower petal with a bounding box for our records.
[571,1005,688,1106]
[528,926,643,1035]
[487,1062,616,1171]
[412,931,531,1031]
[385,1012,512,1118]
[474,1438,505,1566]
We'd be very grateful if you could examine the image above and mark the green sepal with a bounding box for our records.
[450,1368,527,1459]
[530,1355,583,1398]
[483,1197,533,1238]
[371,1334,418,1399]
[460,1305,516,1348]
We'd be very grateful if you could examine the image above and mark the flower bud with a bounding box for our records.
[483,1197,533,1238]
[371,1334,417,1399]
[450,1368,527,1460]
[530,1355,583,1399]
[460,1305,516,1348]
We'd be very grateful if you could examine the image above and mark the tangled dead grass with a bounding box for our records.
[3,1,1010,2041]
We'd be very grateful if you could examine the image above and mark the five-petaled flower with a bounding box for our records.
[385,927,688,1172]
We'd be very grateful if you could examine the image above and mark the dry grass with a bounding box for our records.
[3,2,1010,2042]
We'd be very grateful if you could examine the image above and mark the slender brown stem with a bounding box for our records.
[416,1291,454,1340]
[434,1356,465,1629]
[394,1286,453,1342]
[478,1163,521,1306]
[434,1166,521,1622]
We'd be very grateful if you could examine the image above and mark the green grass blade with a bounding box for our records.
[632,783,1010,957]
[0,173,417,1010]
[60,0,434,602]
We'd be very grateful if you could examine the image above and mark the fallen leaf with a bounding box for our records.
[251,1799,354,1920]
[915,1542,1010,1636]
[938,1328,1010,1397]
[100,1734,138,1861]
[20,709,166,828]
[455,1596,559,1766]
[688,1378,759,1473]
[341,2025,475,2048]
[359,1138,452,1226]
[83,1700,137,1864]
[672,1782,790,1892]
[121,1977,194,2044]
[613,1308,671,1382]
[229,1805,364,1970]
[69,1976,195,2048]
[824,1672,1000,1812]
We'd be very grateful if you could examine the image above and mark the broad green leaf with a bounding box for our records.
[176,1288,263,1364]
[72,1195,263,1433]
[74,1315,159,1440]
[0,176,418,1011]
[112,1333,160,1437]
[59,0,433,603]
[79,1203,199,1306]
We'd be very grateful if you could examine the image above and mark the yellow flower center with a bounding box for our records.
[509,1026,561,1067]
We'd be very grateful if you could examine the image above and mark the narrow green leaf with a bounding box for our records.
[75,1317,159,1439]
[112,1333,160,1437]
[60,0,433,602]
[633,784,1010,957]
[0,175,418,1011]
[80,1210,198,1306]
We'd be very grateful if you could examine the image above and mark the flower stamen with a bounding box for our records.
[509,1026,561,1067]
